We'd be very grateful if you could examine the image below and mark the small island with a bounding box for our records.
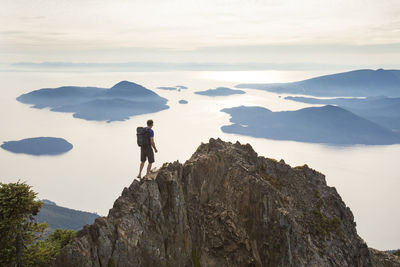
[17,81,169,122]
[157,85,188,91]
[195,87,246,96]
[178,100,188,104]
[157,87,178,91]
[1,137,73,155]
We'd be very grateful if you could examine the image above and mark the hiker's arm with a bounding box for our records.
[150,137,158,152]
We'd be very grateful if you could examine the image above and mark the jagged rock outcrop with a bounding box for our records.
[369,248,400,266]
[53,139,399,266]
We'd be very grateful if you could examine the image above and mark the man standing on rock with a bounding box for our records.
[137,119,158,180]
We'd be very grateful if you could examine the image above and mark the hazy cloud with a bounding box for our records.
[5,61,368,72]
[1,0,400,68]
[0,31,26,35]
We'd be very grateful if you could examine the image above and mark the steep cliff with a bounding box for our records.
[53,139,399,266]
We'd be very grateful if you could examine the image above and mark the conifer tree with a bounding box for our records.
[0,181,47,266]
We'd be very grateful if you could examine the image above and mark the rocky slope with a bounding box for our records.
[53,139,400,266]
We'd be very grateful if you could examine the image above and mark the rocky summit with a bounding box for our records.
[53,139,400,266]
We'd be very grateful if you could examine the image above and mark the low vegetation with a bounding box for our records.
[0,181,76,266]
[304,200,341,239]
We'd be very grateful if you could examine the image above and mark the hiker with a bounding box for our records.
[137,119,158,179]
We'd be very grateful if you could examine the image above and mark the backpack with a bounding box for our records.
[136,127,150,147]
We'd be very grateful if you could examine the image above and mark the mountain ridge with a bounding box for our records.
[53,139,400,266]
[36,201,99,231]
[285,96,400,132]
[220,105,400,145]
[236,69,400,97]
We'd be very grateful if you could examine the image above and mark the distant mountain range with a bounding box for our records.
[17,81,169,122]
[36,200,99,231]
[236,69,400,97]
[285,96,400,132]
[1,137,73,156]
[221,105,400,145]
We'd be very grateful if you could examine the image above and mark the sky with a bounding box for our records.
[1,0,400,71]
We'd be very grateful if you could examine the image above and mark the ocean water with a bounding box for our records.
[0,70,399,250]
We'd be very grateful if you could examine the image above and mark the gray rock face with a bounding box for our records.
[370,248,400,266]
[53,139,399,266]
